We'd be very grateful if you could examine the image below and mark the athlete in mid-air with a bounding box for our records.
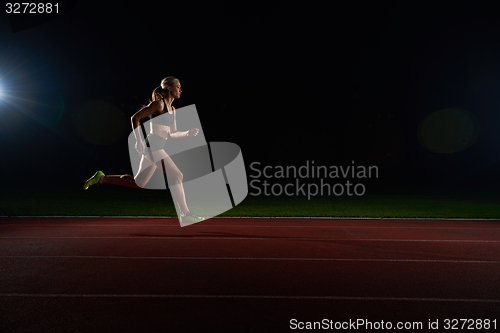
[83,76,204,224]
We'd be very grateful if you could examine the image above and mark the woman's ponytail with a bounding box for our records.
[151,86,164,102]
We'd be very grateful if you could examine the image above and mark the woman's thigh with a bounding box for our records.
[142,149,183,186]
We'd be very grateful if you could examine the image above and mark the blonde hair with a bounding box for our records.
[151,76,179,102]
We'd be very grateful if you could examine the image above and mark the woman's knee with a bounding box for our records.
[175,171,184,184]
[134,166,156,188]
[134,176,147,188]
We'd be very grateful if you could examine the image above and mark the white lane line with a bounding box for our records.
[3,216,500,221]
[0,256,498,263]
[0,236,498,242]
[0,294,498,302]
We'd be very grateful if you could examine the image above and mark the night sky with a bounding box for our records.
[1,1,500,192]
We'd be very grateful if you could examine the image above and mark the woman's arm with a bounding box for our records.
[170,129,198,138]
[169,107,199,138]
[170,130,189,138]
[130,101,162,141]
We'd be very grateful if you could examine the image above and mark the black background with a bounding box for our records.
[1,1,500,193]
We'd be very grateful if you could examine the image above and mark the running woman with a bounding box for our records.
[83,76,204,224]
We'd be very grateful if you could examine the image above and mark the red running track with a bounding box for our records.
[0,217,499,332]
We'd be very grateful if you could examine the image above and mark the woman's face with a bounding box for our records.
[168,81,182,99]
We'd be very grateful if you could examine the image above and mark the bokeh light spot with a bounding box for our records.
[418,108,480,154]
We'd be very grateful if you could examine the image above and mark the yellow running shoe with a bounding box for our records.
[83,171,105,190]
[180,211,205,224]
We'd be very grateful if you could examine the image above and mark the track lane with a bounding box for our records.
[1,217,499,332]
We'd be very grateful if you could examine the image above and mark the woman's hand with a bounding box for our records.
[187,128,199,137]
